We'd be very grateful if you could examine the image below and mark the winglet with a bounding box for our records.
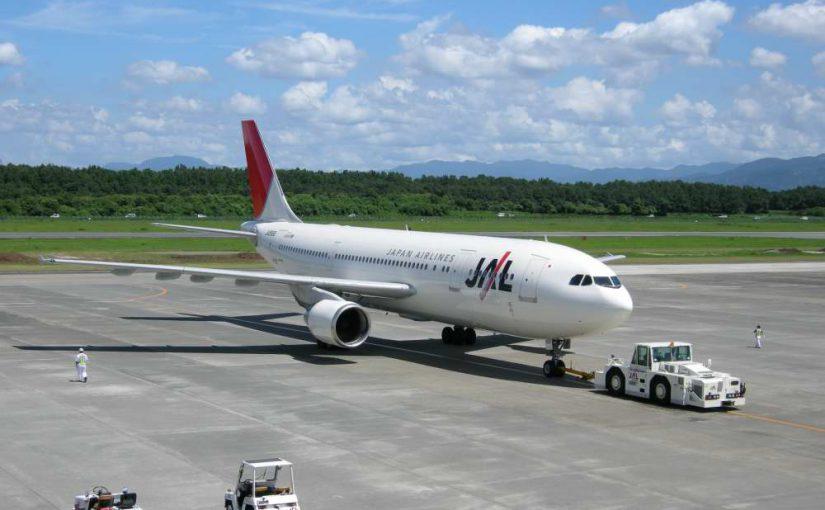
[597,253,626,264]
[241,120,300,223]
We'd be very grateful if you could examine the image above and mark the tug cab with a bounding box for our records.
[225,458,300,510]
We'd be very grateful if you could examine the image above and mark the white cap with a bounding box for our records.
[78,347,84,352]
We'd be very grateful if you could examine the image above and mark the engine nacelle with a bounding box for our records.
[305,299,370,348]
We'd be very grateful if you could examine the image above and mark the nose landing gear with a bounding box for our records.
[441,326,477,346]
[543,338,570,378]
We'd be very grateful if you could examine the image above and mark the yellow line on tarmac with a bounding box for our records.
[729,411,825,434]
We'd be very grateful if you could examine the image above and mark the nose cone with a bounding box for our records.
[601,287,634,329]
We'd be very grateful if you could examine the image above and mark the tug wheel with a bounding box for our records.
[606,369,625,395]
[651,377,671,405]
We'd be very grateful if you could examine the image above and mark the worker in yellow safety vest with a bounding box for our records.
[75,348,88,383]
[753,324,764,349]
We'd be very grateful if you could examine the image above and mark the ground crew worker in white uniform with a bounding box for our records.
[753,324,764,349]
[75,348,88,383]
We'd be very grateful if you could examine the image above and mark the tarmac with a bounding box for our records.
[1,264,824,509]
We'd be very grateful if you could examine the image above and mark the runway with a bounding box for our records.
[2,230,825,239]
[1,265,824,509]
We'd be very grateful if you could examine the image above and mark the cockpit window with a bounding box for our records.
[594,276,622,288]
[581,275,592,286]
[569,274,583,286]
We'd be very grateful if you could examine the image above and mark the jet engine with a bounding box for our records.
[305,299,370,348]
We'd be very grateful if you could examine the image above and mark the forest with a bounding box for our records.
[1,163,824,217]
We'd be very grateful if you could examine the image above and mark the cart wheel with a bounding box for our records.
[651,377,671,405]
[606,369,625,395]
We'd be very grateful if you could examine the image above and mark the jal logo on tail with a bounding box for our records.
[465,251,513,300]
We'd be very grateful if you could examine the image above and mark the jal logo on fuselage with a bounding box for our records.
[465,251,513,300]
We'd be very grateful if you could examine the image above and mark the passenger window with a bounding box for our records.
[569,274,583,286]
[581,275,592,286]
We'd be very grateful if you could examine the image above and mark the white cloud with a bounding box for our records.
[227,32,359,79]
[164,96,203,112]
[123,131,153,144]
[750,0,825,42]
[227,92,267,115]
[256,2,416,22]
[282,81,329,111]
[1,71,24,89]
[130,114,165,131]
[379,75,417,93]
[733,98,761,120]
[90,107,109,122]
[0,42,24,65]
[600,0,733,66]
[11,1,198,35]
[600,2,633,20]
[545,77,641,121]
[661,94,716,124]
[127,60,209,85]
[813,51,825,78]
[397,2,734,82]
[749,47,787,69]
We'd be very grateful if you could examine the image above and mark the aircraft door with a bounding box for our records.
[449,249,477,291]
[518,255,549,303]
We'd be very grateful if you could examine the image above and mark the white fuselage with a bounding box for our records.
[248,221,633,340]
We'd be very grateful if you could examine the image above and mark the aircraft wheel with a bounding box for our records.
[441,327,454,345]
[543,359,566,378]
[452,326,466,345]
[606,368,625,395]
[464,328,477,346]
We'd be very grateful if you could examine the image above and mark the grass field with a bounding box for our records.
[1,212,824,233]
[1,233,822,272]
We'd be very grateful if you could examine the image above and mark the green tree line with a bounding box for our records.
[1,163,823,217]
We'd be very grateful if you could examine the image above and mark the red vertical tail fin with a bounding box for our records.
[241,120,300,222]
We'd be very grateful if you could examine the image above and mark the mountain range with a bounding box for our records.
[102,155,214,171]
[96,153,825,191]
[392,154,825,191]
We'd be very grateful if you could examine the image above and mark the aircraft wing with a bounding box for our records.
[152,223,256,238]
[597,254,626,264]
[41,257,415,299]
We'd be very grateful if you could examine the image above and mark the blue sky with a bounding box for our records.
[0,1,823,169]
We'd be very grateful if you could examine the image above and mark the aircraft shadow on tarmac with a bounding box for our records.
[16,311,587,388]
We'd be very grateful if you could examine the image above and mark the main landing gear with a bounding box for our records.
[543,338,570,378]
[442,325,476,346]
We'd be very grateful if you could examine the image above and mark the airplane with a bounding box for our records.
[44,120,633,378]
